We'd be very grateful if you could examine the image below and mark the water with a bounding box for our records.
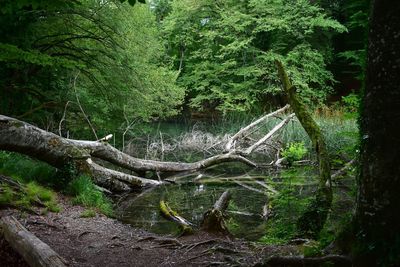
[116,165,320,241]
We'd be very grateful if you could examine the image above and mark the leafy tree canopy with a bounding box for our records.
[161,0,346,113]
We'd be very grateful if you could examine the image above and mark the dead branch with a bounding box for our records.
[225,104,290,151]
[243,113,295,155]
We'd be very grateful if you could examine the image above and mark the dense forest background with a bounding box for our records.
[0,0,369,141]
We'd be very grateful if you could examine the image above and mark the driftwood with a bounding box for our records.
[201,190,231,234]
[0,216,67,267]
[159,200,193,235]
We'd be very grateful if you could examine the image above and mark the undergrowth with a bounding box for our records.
[67,175,113,216]
[0,151,113,216]
[0,181,60,213]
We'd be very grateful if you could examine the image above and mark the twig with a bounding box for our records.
[72,72,98,140]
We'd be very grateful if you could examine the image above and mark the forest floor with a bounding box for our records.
[0,195,301,267]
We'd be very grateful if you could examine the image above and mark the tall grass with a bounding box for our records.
[126,111,359,163]
[67,175,113,216]
[0,151,57,186]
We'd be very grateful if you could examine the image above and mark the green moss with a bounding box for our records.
[80,209,96,218]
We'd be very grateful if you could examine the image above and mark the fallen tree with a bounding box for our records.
[275,60,332,238]
[0,216,67,267]
[0,115,260,192]
[0,108,296,192]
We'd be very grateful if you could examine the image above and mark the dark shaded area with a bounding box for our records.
[0,235,29,267]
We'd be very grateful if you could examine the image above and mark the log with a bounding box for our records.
[243,113,295,155]
[0,216,67,267]
[201,190,231,234]
[159,200,193,235]
[0,115,257,192]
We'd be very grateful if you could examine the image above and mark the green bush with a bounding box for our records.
[67,175,113,216]
[281,142,308,165]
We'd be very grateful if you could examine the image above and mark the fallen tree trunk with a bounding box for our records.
[0,115,257,192]
[201,190,231,234]
[0,216,67,267]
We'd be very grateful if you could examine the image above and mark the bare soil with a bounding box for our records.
[0,196,300,267]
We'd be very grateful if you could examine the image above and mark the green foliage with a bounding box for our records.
[0,180,60,212]
[0,0,184,139]
[161,0,346,113]
[67,175,113,216]
[281,142,308,165]
[341,92,360,119]
[0,185,15,206]
[0,151,59,187]
[260,182,314,244]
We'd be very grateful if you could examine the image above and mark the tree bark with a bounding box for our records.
[275,60,332,238]
[0,115,257,192]
[0,216,67,267]
[354,1,400,266]
[201,190,231,234]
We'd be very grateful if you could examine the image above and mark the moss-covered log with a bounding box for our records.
[159,200,193,235]
[275,60,332,238]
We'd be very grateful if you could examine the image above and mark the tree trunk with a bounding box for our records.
[201,190,231,234]
[0,216,67,267]
[354,1,400,266]
[275,60,332,238]
[0,115,256,192]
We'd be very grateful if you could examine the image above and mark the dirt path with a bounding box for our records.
[0,196,300,267]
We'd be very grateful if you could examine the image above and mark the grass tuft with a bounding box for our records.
[67,175,113,216]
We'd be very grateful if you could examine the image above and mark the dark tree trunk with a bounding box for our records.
[354,1,400,266]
